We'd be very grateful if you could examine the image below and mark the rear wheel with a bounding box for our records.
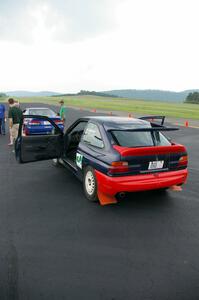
[83,166,98,202]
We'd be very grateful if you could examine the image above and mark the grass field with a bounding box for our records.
[1,95,199,120]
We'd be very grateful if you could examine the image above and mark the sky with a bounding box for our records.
[0,0,199,93]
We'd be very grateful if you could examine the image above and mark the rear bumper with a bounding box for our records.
[95,169,188,196]
[25,125,64,135]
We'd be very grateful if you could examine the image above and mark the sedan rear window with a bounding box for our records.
[111,130,170,147]
[29,109,56,117]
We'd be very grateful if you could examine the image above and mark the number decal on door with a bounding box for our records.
[76,153,83,169]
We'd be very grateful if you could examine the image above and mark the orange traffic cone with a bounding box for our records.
[185,121,189,127]
[170,185,182,192]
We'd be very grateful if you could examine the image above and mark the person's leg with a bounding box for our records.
[8,127,14,145]
[11,124,19,144]
[1,118,5,135]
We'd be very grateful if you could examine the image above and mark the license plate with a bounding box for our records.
[148,161,164,170]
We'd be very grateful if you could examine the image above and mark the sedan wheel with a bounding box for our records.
[83,166,98,202]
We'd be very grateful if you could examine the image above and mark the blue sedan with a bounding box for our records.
[23,107,64,135]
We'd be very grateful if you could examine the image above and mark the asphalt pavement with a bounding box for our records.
[0,105,199,300]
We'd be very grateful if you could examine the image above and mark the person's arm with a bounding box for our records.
[3,106,6,121]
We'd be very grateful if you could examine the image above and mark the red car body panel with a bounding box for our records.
[113,144,186,157]
[95,143,188,206]
[95,169,188,206]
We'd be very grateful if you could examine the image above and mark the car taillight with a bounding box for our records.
[24,118,28,125]
[54,119,64,125]
[108,161,129,175]
[178,155,188,167]
[29,120,41,125]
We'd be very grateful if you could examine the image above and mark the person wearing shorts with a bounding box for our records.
[8,98,23,145]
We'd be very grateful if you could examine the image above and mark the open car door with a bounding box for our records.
[15,115,64,163]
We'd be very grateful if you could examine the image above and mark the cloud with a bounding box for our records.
[0,0,122,43]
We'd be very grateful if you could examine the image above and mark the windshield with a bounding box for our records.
[111,130,171,147]
[29,108,56,117]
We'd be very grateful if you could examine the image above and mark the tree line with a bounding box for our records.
[53,90,118,98]
[0,93,7,97]
[185,92,199,104]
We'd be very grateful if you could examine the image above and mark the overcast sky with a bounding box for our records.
[0,0,199,93]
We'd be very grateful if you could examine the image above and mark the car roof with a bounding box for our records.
[82,116,150,130]
[26,107,53,110]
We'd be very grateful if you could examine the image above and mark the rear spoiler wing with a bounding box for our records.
[139,116,165,126]
[108,127,179,132]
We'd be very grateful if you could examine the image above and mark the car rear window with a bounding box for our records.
[111,130,171,147]
[29,109,56,117]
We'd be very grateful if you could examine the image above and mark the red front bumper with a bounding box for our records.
[95,169,188,205]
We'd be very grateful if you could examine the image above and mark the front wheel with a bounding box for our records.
[83,166,98,202]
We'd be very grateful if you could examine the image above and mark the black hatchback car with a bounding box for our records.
[15,115,188,205]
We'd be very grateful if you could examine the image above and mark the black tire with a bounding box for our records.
[83,166,98,202]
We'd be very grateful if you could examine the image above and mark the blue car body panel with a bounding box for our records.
[24,108,64,135]
[25,123,64,135]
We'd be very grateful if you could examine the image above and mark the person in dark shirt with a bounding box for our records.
[8,98,23,145]
[0,103,5,135]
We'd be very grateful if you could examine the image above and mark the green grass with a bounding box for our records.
[1,95,199,120]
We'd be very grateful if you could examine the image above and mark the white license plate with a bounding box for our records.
[148,160,164,170]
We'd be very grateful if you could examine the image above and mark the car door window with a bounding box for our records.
[68,121,87,142]
[82,123,104,148]
[70,121,87,135]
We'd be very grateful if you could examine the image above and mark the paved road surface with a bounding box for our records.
[0,106,199,300]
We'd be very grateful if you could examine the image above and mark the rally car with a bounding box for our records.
[23,107,64,135]
[15,115,188,205]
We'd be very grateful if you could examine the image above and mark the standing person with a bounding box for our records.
[8,98,23,146]
[14,100,20,107]
[0,103,6,135]
[59,100,66,123]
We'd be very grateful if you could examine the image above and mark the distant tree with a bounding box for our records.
[78,90,118,98]
[185,92,199,104]
[0,93,7,98]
